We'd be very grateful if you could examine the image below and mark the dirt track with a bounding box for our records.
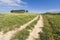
[26,15,43,40]
[0,16,38,40]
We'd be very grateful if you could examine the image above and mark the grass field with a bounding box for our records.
[0,13,37,33]
[39,14,60,40]
[1,13,60,40]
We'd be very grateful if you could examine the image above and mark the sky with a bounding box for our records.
[0,0,60,13]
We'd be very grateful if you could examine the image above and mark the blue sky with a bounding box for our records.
[0,0,60,13]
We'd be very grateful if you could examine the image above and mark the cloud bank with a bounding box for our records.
[0,0,26,6]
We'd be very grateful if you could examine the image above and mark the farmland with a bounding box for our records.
[39,14,60,40]
[0,13,37,33]
[0,13,60,40]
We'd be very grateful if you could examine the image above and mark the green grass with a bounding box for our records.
[0,13,37,33]
[10,16,39,40]
[39,14,60,40]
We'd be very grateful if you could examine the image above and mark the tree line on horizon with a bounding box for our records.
[11,10,28,13]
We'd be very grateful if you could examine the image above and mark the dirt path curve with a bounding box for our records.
[26,15,43,40]
[0,16,38,40]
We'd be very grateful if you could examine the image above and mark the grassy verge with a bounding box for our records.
[0,13,37,33]
[39,14,60,40]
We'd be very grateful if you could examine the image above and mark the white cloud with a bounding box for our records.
[0,0,26,6]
